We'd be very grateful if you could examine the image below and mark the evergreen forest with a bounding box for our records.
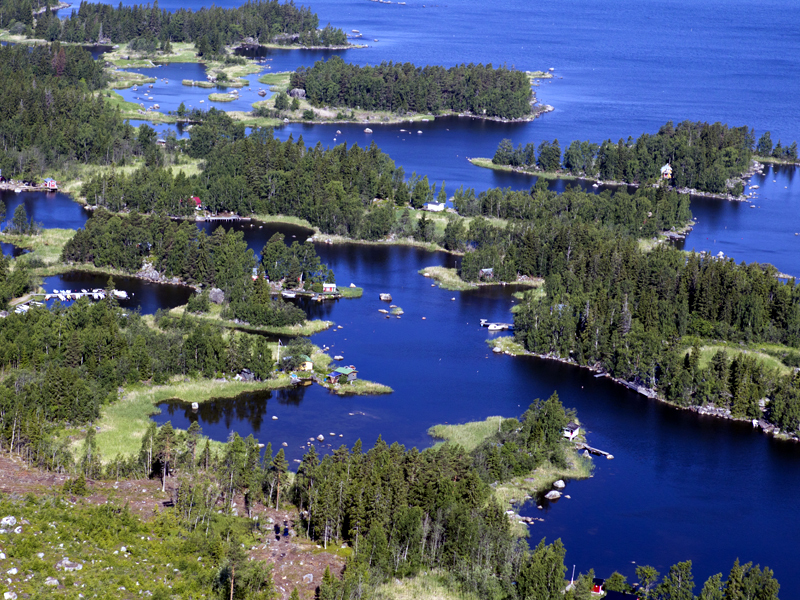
[2,0,347,47]
[491,121,772,194]
[289,56,534,119]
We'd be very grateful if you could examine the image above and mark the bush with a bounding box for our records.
[302,109,314,120]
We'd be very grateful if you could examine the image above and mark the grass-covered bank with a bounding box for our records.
[429,414,594,508]
[469,157,581,181]
[420,265,545,292]
[429,417,504,451]
[321,378,393,396]
[168,302,333,336]
[92,377,292,459]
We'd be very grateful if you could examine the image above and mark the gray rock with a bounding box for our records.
[56,559,83,572]
[4,591,17,600]
[120,546,127,553]
[288,88,306,99]
[553,480,566,489]
[44,577,59,586]
[12,526,21,534]
[6,567,17,575]
[303,574,313,584]
[0,517,15,528]
[317,434,325,442]
[544,490,562,500]
[209,288,225,304]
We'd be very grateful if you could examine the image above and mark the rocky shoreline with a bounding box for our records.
[493,340,800,443]
[472,159,778,203]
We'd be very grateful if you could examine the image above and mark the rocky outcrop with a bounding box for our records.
[209,288,225,304]
[544,490,561,500]
[288,88,306,99]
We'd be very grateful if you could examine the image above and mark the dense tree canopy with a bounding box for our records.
[0,43,133,180]
[290,56,534,119]
[493,121,760,194]
[23,0,346,47]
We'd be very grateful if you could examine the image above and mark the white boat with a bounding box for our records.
[112,290,129,299]
[281,291,297,299]
[487,324,504,331]
[13,188,20,193]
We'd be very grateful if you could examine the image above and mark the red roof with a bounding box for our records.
[193,196,201,206]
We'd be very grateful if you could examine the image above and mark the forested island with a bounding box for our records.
[288,56,538,120]
[3,0,348,48]
[481,121,797,196]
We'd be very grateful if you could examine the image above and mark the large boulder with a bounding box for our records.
[288,88,306,99]
[544,490,562,500]
[0,517,15,528]
[553,480,566,489]
[209,288,225,304]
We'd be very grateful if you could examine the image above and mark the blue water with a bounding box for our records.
[116,62,274,114]
[0,189,88,231]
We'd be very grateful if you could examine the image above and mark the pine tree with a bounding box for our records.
[271,448,288,509]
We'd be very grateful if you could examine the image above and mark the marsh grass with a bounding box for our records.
[257,71,292,86]
[337,286,363,298]
[93,377,292,459]
[208,92,237,102]
[428,417,504,451]
[3,228,74,267]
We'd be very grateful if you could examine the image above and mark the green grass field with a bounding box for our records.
[683,341,795,376]
[428,416,504,451]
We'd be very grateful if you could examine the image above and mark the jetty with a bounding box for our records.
[196,215,252,223]
[479,319,514,331]
[575,442,614,459]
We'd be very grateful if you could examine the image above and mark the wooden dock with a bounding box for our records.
[575,442,614,459]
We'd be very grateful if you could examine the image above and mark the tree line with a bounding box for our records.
[508,232,800,433]
[492,121,766,194]
[60,209,338,326]
[289,55,534,119]
[0,43,144,181]
[14,0,347,47]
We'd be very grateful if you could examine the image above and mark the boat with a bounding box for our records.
[488,324,505,331]
[282,291,297,299]
[112,290,129,300]
[364,127,373,133]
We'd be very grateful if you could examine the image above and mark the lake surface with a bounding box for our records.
[0,189,88,231]
[118,62,273,114]
[40,0,800,591]
[42,272,194,314]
